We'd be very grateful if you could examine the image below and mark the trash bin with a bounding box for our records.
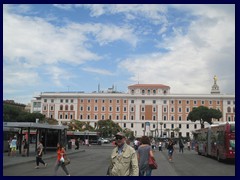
[68,141,72,149]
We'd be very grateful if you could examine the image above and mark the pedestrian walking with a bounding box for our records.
[8,137,12,156]
[75,138,79,150]
[151,139,156,151]
[108,132,139,176]
[187,140,191,151]
[158,141,162,151]
[138,136,155,176]
[35,140,47,169]
[10,136,17,157]
[167,139,174,162]
[22,139,28,156]
[179,138,184,153]
[54,143,70,176]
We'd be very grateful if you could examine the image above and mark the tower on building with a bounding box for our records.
[211,75,220,94]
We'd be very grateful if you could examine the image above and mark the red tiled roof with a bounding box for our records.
[128,84,170,89]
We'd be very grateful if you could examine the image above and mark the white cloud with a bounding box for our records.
[120,5,235,94]
[82,67,114,76]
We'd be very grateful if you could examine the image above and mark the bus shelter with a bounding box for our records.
[3,122,68,157]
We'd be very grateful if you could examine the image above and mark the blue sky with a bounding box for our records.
[3,4,235,104]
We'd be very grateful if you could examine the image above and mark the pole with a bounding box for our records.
[160,122,163,138]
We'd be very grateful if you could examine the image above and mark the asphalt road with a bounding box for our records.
[3,145,235,176]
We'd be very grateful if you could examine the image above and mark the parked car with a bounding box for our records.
[99,138,110,144]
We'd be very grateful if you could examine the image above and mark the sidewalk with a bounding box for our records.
[3,145,85,168]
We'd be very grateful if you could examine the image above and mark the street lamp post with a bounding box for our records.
[160,122,163,138]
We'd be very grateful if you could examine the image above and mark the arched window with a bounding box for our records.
[131,89,134,94]
[227,107,231,113]
[65,105,68,111]
[70,105,74,111]
[153,89,156,95]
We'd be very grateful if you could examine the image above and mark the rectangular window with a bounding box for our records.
[164,107,167,112]
[131,100,134,103]
[163,100,167,104]
[131,123,133,128]
[142,100,145,104]
[178,116,182,121]
[44,99,47,103]
[153,116,156,121]
[178,107,182,113]
[153,100,156,104]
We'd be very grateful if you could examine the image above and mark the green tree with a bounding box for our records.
[96,119,122,138]
[187,106,222,128]
[123,128,134,139]
[3,103,45,122]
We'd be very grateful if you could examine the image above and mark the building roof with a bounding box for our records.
[128,84,170,89]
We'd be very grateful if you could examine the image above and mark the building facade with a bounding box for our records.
[31,78,235,138]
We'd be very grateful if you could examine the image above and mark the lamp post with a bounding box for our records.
[160,122,163,138]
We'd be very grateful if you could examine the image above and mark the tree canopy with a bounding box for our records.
[3,104,45,122]
[95,119,122,138]
[187,106,222,128]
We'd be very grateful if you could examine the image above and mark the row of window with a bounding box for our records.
[131,89,167,95]
[44,105,226,114]
[43,98,234,105]
[57,112,235,122]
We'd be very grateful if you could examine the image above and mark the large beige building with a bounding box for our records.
[31,77,235,138]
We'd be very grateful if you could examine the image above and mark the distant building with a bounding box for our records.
[31,76,235,138]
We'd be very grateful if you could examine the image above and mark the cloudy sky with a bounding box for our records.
[3,4,235,104]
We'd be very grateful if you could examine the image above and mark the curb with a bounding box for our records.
[3,150,85,168]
